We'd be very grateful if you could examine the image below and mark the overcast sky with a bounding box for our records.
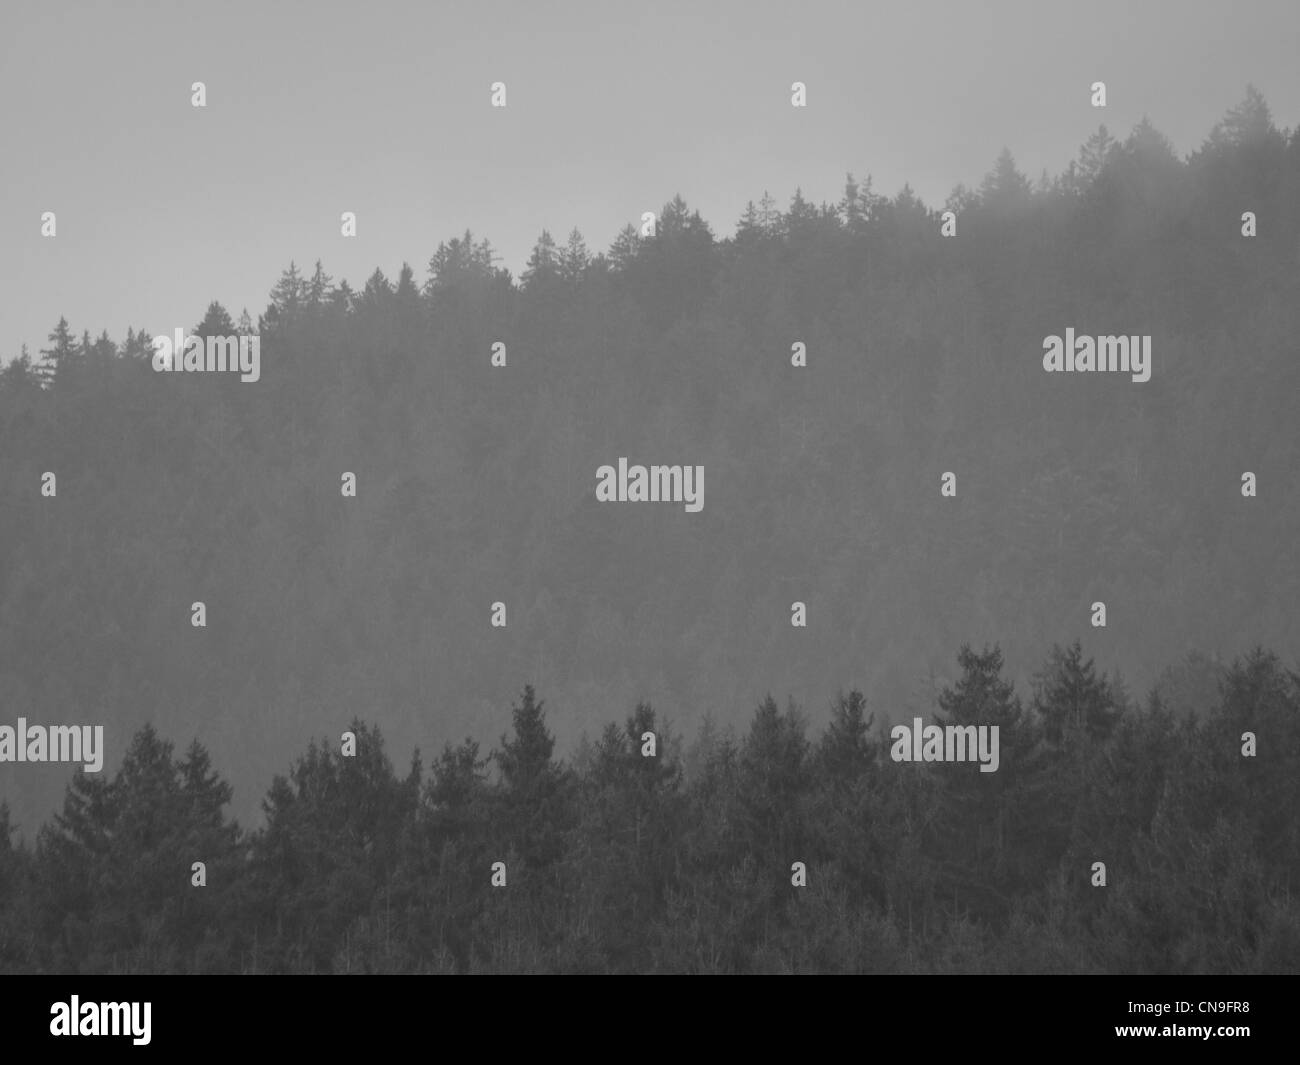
[3,0,1298,360]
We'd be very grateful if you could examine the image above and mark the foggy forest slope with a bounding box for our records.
[1,88,1298,839]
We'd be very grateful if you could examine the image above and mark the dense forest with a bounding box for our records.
[0,641,1296,973]
[0,87,1297,971]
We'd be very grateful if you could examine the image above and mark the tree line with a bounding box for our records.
[0,640,1296,973]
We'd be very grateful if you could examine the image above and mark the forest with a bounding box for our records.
[0,87,1297,971]
[0,641,1296,973]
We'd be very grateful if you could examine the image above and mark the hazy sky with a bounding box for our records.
[3,0,1298,361]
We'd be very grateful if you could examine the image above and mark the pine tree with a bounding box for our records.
[733,201,762,249]
[738,695,809,862]
[559,227,590,284]
[194,301,235,337]
[817,689,874,780]
[428,739,489,813]
[0,345,37,394]
[307,260,334,307]
[979,147,1033,209]
[359,268,393,311]
[1077,125,1117,186]
[1216,84,1277,147]
[497,685,556,793]
[38,316,78,387]
[609,224,641,271]
[473,235,498,276]
[785,187,818,233]
[933,645,1038,912]
[269,261,307,312]
[1033,641,1123,745]
[394,262,421,318]
[521,229,560,289]
[495,687,569,873]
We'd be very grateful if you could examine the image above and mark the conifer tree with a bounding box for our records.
[38,316,78,387]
